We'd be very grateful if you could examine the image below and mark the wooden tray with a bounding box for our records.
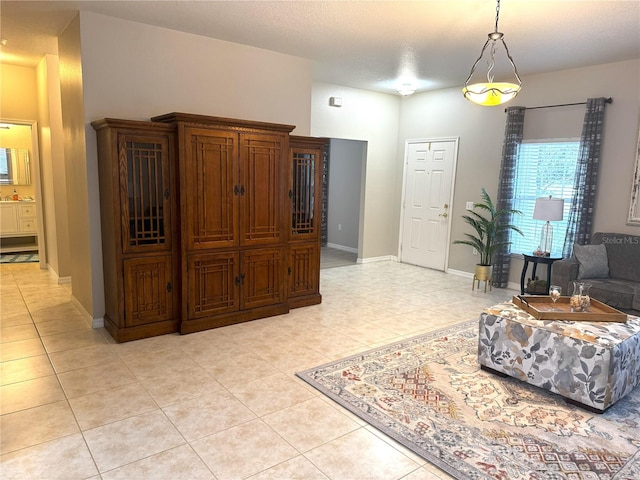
[512,295,627,322]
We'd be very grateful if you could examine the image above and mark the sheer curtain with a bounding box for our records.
[493,106,526,288]
[562,97,608,257]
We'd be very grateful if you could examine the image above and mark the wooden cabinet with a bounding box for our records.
[93,115,324,341]
[287,136,327,307]
[152,113,294,334]
[92,119,179,342]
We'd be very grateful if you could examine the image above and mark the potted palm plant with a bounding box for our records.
[454,188,523,282]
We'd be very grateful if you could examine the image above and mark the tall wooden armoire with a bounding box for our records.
[93,114,325,341]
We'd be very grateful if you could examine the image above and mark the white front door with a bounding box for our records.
[400,139,457,270]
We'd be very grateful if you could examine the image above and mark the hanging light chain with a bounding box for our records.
[494,0,501,32]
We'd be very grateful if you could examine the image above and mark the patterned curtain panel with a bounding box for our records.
[493,106,526,288]
[562,97,608,257]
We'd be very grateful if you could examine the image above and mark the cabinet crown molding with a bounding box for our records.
[151,112,296,134]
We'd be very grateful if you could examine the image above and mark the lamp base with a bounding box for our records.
[539,221,553,256]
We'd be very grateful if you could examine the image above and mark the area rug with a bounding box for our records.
[296,320,640,479]
[0,252,38,263]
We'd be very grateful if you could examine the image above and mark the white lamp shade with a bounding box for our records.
[533,197,564,221]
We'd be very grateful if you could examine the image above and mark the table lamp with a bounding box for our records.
[533,196,564,256]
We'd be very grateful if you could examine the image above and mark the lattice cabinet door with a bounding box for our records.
[183,127,239,250]
[288,242,320,298]
[290,146,321,241]
[240,247,285,310]
[123,255,174,327]
[186,251,240,320]
[239,133,286,246]
[118,134,174,254]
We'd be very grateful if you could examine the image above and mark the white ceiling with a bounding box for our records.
[1,1,639,95]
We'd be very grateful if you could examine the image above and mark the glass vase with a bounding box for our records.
[570,281,591,312]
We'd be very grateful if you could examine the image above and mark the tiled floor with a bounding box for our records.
[320,247,357,269]
[0,260,515,480]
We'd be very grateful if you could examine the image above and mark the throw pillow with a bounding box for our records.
[573,243,609,279]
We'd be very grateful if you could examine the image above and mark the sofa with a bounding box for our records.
[551,232,640,316]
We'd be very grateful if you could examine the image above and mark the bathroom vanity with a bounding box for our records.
[0,200,38,252]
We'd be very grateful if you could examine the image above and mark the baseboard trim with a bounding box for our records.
[326,243,358,254]
[447,269,520,291]
[70,294,104,328]
[446,268,474,279]
[357,255,398,264]
[45,265,71,285]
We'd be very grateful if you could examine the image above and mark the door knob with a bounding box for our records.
[439,212,448,218]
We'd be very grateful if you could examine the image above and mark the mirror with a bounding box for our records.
[0,148,31,185]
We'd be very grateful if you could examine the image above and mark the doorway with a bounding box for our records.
[321,138,366,268]
[0,120,45,267]
[399,138,458,271]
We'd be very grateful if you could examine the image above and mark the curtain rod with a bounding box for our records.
[505,97,613,112]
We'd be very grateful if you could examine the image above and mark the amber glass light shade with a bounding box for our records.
[462,82,520,106]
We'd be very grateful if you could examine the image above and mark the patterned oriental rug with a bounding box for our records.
[296,320,640,480]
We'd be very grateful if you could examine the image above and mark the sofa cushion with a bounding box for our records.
[592,232,640,283]
[574,243,609,279]
[583,278,639,311]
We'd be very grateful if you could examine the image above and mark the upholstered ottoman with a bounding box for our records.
[478,302,640,412]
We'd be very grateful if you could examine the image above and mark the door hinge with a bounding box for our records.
[288,266,292,275]
[164,189,170,200]
[166,282,172,293]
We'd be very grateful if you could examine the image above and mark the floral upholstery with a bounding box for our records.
[478,301,640,411]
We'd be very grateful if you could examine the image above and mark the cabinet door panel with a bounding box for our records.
[185,128,238,249]
[187,252,240,319]
[123,256,173,327]
[288,243,320,298]
[0,204,18,234]
[119,134,173,254]
[241,248,285,310]
[240,134,284,246]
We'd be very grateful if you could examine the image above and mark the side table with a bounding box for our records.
[520,254,561,295]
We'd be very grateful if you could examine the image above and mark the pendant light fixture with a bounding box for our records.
[463,0,522,106]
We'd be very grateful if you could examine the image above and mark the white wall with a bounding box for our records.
[311,83,400,259]
[59,15,95,317]
[326,139,365,250]
[397,59,640,286]
[70,12,314,320]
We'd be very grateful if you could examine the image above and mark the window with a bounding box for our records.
[509,139,580,256]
